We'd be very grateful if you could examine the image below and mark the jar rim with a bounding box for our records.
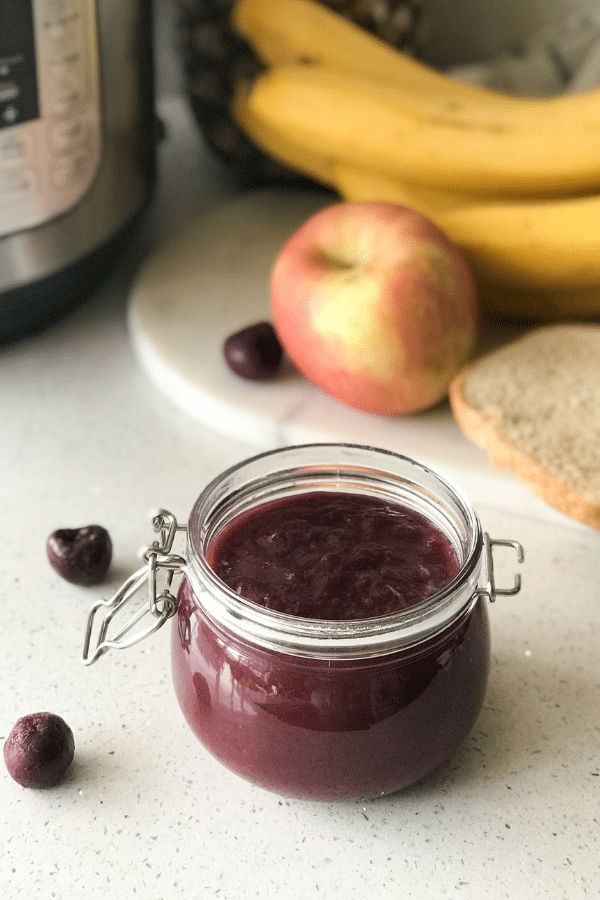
[185,443,484,659]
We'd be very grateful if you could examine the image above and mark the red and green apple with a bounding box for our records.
[270,201,479,415]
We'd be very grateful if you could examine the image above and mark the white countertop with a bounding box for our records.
[2,12,600,899]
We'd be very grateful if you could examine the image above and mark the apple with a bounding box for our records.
[270,201,479,416]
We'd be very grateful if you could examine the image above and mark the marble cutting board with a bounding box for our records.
[127,188,576,527]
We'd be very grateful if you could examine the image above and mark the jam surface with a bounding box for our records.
[208,491,460,619]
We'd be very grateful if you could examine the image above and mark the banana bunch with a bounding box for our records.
[231,0,600,319]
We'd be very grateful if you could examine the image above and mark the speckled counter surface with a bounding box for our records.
[2,21,600,900]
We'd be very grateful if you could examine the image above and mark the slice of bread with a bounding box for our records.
[448,323,600,528]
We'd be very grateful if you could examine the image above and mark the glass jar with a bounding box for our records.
[83,443,523,801]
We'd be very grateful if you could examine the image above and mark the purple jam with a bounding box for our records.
[172,580,489,800]
[171,489,489,800]
[207,491,460,620]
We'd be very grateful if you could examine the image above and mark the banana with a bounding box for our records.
[334,159,595,211]
[334,162,497,215]
[232,0,513,104]
[233,95,523,212]
[230,81,335,186]
[335,160,600,316]
[441,193,600,289]
[233,0,600,121]
[247,64,600,195]
[477,279,600,320]
[338,160,600,290]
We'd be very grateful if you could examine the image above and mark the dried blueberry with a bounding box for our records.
[46,524,112,586]
[223,322,283,380]
[4,712,75,788]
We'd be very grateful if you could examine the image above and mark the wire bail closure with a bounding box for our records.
[82,510,186,666]
[477,534,524,602]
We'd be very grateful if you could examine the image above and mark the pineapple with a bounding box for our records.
[174,0,425,184]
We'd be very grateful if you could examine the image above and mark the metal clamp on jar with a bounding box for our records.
[82,443,524,801]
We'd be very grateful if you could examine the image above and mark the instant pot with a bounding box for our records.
[0,0,156,343]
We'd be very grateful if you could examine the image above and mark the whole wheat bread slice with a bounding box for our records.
[448,323,600,529]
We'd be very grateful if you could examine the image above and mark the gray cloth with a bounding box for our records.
[447,5,600,95]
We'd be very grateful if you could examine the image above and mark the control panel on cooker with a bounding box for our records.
[0,0,101,238]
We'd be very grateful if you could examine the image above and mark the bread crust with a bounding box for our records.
[449,363,600,529]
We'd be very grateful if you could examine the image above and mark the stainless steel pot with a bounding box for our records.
[0,0,156,343]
